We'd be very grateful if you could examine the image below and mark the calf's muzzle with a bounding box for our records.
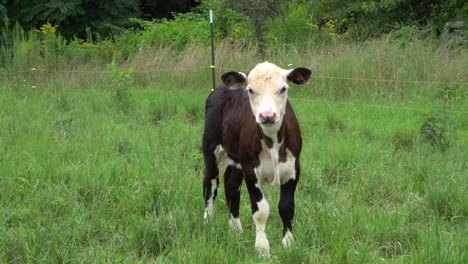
[259,111,277,124]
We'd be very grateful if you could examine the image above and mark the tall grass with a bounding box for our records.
[1,23,466,103]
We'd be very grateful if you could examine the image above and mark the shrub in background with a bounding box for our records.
[266,2,314,47]
[310,0,468,40]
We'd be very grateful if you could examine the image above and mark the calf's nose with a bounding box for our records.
[259,111,276,123]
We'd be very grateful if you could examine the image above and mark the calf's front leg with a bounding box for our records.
[224,165,243,232]
[244,169,270,257]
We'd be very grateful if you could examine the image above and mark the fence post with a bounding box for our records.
[210,10,216,91]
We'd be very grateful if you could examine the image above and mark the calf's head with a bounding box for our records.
[222,62,311,132]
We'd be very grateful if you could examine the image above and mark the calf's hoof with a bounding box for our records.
[255,238,270,258]
[282,231,294,248]
[229,216,243,233]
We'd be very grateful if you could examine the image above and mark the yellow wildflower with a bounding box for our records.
[308,23,319,30]
[326,19,335,29]
[38,22,59,36]
[234,26,244,34]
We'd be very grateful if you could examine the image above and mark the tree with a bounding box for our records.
[140,0,201,19]
[222,0,289,58]
[1,0,205,39]
[2,0,139,39]
[0,1,7,22]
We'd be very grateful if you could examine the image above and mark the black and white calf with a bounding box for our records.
[202,62,311,256]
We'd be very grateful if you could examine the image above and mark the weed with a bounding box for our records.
[54,93,71,112]
[322,158,355,185]
[108,61,133,113]
[183,100,203,124]
[53,117,73,142]
[392,130,415,151]
[132,214,177,258]
[117,139,131,156]
[420,106,458,151]
[148,97,177,125]
[51,82,72,112]
[2,238,26,263]
[426,189,464,221]
[326,115,346,134]
[437,82,466,103]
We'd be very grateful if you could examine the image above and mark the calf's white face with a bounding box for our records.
[221,62,311,132]
[247,63,290,128]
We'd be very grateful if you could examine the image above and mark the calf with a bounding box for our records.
[202,62,311,256]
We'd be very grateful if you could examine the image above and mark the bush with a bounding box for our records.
[129,12,210,50]
[420,107,459,151]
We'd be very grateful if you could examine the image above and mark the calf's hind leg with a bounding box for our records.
[224,165,243,232]
[278,178,298,247]
[203,149,219,218]
[279,159,300,247]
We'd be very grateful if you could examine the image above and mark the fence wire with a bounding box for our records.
[1,67,467,114]
[1,67,467,86]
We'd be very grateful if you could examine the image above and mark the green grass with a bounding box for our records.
[0,77,466,263]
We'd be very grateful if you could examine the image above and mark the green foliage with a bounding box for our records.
[130,12,210,50]
[63,36,113,64]
[77,0,140,39]
[0,20,70,71]
[114,1,254,56]
[198,0,253,44]
[109,9,216,60]
[0,1,6,21]
[1,0,467,46]
[222,0,289,58]
[110,2,254,59]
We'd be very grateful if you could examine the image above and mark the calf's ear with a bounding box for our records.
[221,71,247,89]
[285,67,311,85]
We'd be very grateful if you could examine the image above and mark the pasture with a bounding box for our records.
[0,40,467,263]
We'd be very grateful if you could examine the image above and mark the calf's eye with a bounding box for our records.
[280,86,287,94]
[248,88,254,94]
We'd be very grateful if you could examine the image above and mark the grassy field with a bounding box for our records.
[0,37,467,263]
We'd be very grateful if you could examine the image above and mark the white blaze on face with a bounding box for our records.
[247,62,291,133]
